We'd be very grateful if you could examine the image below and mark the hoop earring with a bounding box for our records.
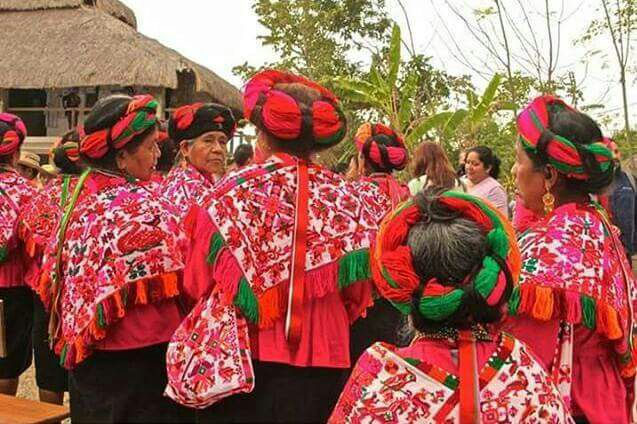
[542,188,555,215]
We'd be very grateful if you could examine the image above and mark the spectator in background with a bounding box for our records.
[16,151,43,188]
[456,148,467,177]
[607,138,636,262]
[227,143,254,173]
[408,141,465,194]
[464,145,508,216]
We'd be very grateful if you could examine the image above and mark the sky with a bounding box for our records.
[125,0,634,133]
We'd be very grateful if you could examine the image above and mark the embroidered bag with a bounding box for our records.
[165,291,254,408]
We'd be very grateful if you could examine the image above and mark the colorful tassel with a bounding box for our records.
[234,278,259,324]
[207,232,225,264]
[338,249,370,289]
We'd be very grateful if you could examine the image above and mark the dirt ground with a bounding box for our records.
[16,363,71,423]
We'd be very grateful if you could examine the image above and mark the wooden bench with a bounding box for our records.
[0,394,69,424]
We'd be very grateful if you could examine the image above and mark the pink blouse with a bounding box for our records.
[468,176,508,217]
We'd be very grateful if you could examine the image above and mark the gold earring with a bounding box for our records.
[542,189,555,215]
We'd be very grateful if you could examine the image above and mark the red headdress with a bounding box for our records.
[244,70,346,147]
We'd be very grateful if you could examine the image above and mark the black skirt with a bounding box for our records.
[32,293,68,392]
[0,286,33,379]
[68,342,195,423]
[197,360,347,423]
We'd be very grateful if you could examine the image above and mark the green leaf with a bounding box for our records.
[406,112,453,146]
[388,24,401,86]
[472,73,501,123]
[443,109,469,138]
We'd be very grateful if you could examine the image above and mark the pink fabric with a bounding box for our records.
[96,298,183,351]
[468,176,508,217]
[0,248,29,288]
[183,218,373,369]
[505,316,629,423]
[512,195,541,234]
[362,174,410,210]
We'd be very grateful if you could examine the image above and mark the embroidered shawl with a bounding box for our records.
[0,169,36,263]
[509,202,637,377]
[39,171,187,369]
[361,173,410,210]
[19,175,77,260]
[329,333,572,423]
[205,153,391,329]
[161,163,217,220]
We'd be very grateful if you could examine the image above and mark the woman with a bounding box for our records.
[18,130,82,405]
[160,103,236,221]
[465,145,508,216]
[165,70,392,422]
[330,190,572,423]
[354,122,410,209]
[0,113,37,397]
[38,94,191,422]
[408,141,465,194]
[506,95,635,423]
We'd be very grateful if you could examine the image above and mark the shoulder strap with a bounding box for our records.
[48,168,92,346]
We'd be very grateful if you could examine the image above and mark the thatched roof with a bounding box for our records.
[0,0,243,114]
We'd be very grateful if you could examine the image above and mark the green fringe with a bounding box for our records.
[338,249,370,289]
[59,344,68,366]
[97,304,106,328]
[234,278,259,324]
[581,295,596,329]
[0,246,7,263]
[508,286,521,316]
[207,232,225,264]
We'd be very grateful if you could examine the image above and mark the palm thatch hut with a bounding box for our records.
[0,0,244,153]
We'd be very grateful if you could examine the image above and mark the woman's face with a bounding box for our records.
[465,152,490,184]
[513,140,546,215]
[181,131,228,177]
[118,129,160,181]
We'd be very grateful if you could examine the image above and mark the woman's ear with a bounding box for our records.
[115,149,128,173]
[179,140,190,160]
[543,165,559,191]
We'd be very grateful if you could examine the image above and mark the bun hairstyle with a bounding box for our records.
[517,95,614,194]
[467,146,501,179]
[243,70,347,157]
[79,94,158,170]
[371,189,521,331]
[354,122,408,173]
[52,130,82,175]
[168,103,236,143]
[0,113,27,163]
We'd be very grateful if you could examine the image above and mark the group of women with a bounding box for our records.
[0,68,634,423]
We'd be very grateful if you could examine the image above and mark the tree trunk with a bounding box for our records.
[620,66,631,145]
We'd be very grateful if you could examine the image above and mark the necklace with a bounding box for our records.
[413,324,492,343]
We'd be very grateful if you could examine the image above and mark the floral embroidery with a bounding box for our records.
[208,154,390,297]
[161,163,216,220]
[39,172,187,368]
[329,333,572,423]
[19,175,77,260]
[510,202,637,377]
[0,169,36,264]
[165,290,254,408]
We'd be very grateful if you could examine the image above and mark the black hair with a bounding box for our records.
[406,189,513,331]
[80,95,155,172]
[233,143,254,167]
[156,137,177,174]
[53,130,82,175]
[524,103,614,195]
[467,146,501,179]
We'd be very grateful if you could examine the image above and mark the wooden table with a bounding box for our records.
[0,394,69,423]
